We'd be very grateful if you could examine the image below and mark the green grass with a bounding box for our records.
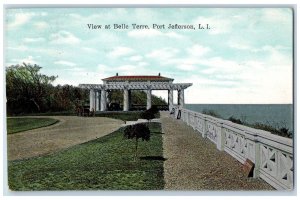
[8,123,164,190]
[7,118,59,134]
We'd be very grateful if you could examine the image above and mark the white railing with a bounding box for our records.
[170,106,293,190]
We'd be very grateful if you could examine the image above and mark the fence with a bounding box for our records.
[170,106,293,190]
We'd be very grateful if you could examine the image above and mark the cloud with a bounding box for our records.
[228,41,251,50]
[54,60,76,67]
[6,13,32,29]
[128,55,143,62]
[17,56,37,64]
[138,62,149,67]
[186,44,211,57]
[82,47,99,53]
[50,31,81,45]
[116,65,139,71]
[128,29,183,38]
[23,37,45,43]
[146,47,179,61]
[108,46,135,58]
[176,64,197,71]
[262,9,292,23]
[34,21,48,29]
[7,45,28,51]
[6,12,48,29]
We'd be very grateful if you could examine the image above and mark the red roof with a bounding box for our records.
[102,75,173,81]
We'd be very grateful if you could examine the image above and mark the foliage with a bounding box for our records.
[6,63,57,114]
[202,109,220,118]
[7,117,59,134]
[227,116,293,138]
[140,105,159,123]
[140,110,156,123]
[228,116,243,125]
[8,123,164,190]
[252,123,292,138]
[6,63,89,115]
[124,123,151,160]
[108,90,167,106]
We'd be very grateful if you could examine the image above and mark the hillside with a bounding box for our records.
[108,90,167,106]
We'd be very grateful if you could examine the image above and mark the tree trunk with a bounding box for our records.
[30,98,40,111]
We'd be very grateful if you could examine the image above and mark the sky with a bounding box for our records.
[4,7,293,104]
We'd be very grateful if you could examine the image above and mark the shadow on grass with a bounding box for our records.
[151,131,164,135]
[140,156,167,161]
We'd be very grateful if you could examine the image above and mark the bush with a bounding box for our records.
[228,116,243,125]
[202,109,220,118]
[123,123,151,160]
[140,106,159,123]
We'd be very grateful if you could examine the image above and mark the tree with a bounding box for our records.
[6,63,57,114]
[140,105,159,124]
[123,123,150,160]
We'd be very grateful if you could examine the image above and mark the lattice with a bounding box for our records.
[79,83,192,90]
[206,122,217,142]
[278,151,293,185]
[196,117,204,133]
[260,145,277,176]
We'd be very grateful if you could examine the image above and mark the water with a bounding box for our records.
[184,104,294,131]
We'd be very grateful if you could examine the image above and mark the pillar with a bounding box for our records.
[178,89,185,107]
[100,89,107,111]
[128,90,132,110]
[123,89,129,111]
[95,91,100,111]
[168,89,173,111]
[147,89,152,110]
[89,89,95,111]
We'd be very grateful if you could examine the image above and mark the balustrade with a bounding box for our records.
[170,105,293,190]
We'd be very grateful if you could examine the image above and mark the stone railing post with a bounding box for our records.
[253,140,261,178]
[202,116,207,138]
[216,122,225,151]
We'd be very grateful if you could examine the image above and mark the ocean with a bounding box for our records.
[184,104,294,131]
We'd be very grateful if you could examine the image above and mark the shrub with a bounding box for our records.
[202,109,220,118]
[123,123,151,160]
[228,116,243,125]
[140,106,158,124]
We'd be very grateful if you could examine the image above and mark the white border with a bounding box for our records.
[1,0,299,199]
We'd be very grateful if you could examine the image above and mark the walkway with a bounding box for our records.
[160,112,274,190]
[7,116,123,161]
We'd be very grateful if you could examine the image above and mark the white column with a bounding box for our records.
[89,89,95,111]
[168,89,173,111]
[100,89,107,111]
[123,89,129,111]
[147,89,152,110]
[95,91,100,111]
[178,89,185,107]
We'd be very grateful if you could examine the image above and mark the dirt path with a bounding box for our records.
[160,112,273,190]
[7,116,123,161]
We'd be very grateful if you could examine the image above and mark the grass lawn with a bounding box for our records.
[7,118,59,134]
[8,123,164,190]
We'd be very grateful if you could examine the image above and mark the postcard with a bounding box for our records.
[4,6,294,193]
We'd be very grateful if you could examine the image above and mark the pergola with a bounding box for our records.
[79,74,192,111]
